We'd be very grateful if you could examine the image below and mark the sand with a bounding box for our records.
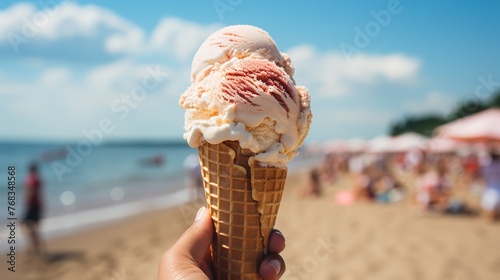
[1,171,500,280]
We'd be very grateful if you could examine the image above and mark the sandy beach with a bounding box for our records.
[2,170,500,280]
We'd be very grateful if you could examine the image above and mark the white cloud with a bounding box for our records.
[149,18,221,61]
[0,2,145,59]
[287,45,420,97]
[0,1,213,140]
[39,67,71,86]
[2,59,179,140]
[0,3,221,63]
[0,3,427,141]
[0,2,34,35]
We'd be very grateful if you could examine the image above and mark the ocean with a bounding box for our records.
[0,141,322,245]
[0,141,196,243]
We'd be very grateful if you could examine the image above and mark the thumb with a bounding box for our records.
[159,207,214,279]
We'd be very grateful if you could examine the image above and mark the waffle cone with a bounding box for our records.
[198,141,287,280]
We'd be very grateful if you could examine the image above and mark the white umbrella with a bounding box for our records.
[367,135,394,153]
[390,132,428,152]
[346,138,367,153]
[323,139,350,154]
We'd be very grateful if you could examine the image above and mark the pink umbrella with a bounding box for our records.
[435,108,500,142]
[426,138,466,153]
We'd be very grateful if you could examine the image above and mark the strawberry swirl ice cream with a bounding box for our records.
[180,25,311,166]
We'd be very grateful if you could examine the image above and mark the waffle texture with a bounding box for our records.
[198,141,287,280]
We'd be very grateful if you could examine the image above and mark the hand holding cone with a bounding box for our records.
[180,25,311,279]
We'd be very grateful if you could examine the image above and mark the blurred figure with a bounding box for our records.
[336,154,348,174]
[479,151,500,222]
[40,147,68,162]
[404,149,425,173]
[414,163,431,212]
[183,154,204,202]
[309,168,322,196]
[300,168,322,197]
[23,162,44,255]
[374,153,388,174]
[322,153,336,183]
[415,162,451,213]
[348,153,365,175]
[139,154,165,167]
[376,173,405,203]
[463,154,480,182]
[354,166,376,202]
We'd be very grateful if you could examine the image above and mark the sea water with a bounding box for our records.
[0,140,322,246]
[0,141,195,241]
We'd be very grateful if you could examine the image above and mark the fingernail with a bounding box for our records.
[273,229,286,244]
[273,229,284,238]
[268,259,281,275]
[195,207,206,222]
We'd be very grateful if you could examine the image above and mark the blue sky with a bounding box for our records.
[1,0,499,143]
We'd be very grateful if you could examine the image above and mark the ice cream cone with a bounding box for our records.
[198,141,287,280]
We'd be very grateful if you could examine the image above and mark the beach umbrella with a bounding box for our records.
[367,135,393,153]
[435,108,500,142]
[303,141,324,154]
[323,139,350,154]
[426,138,462,153]
[346,138,368,153]
[390,132,428,152]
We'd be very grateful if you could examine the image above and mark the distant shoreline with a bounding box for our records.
[0,139,189,147]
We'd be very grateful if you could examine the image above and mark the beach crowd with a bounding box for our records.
[304,136,500,222]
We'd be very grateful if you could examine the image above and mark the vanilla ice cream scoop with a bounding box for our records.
[191,25,294,83]
[180,25,311,166]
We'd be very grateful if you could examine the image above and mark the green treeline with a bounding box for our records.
[389,90,500,137]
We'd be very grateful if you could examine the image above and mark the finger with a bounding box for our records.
[260,253,286,280]
[268,230,285,254]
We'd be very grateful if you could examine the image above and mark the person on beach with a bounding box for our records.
[354,166,376,202]
[300,168,322,197]
[159,207,286,279]
[463,154,480,181]
[479,151,500,222]
[415,162,451,213]
[23,162,44,255]
[323,153,337,183]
